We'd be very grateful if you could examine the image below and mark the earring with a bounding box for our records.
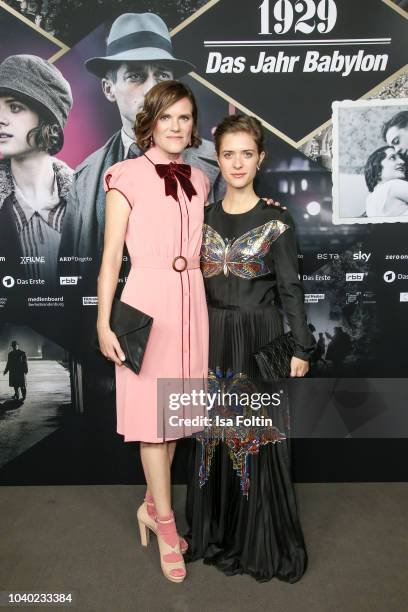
[257,164,261,171]
[150,135,154,146]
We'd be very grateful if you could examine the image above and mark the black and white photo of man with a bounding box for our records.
[383,110,408,162]
[60,12,221,286]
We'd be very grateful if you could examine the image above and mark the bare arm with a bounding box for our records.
[96,189,131,365]
[389,179,408,203]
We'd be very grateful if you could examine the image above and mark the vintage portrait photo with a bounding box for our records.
[332,98,408,224]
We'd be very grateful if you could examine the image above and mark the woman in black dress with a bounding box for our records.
[185,115,315,582]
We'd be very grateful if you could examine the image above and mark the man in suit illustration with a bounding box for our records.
[3,340,28,400]
[59,12,221,297]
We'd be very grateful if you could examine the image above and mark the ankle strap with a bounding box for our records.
[155,512,175,524]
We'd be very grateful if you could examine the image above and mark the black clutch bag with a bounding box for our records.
[254,332,296,380]
[97,298,153,375]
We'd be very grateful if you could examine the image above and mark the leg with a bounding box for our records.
[140,441,172,516]
[21,384,26,400]
[145,440,177,500]
[147,440,177,497]
[138,441,186,582]
[13,386,19,399]
[142,440,188,555]
[167,440,177,466]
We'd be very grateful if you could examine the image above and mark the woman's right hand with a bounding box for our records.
[97,326,126,366]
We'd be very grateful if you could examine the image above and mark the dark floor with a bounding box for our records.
[0,483,407,612]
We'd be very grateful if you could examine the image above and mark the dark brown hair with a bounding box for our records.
[214,114,265,156]
[135,80,201,152]
[364,145,392,192]
[382,110,408,142]
[0,91,64,155]
[27,121,63,156]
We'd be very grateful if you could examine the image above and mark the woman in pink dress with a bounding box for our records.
[96,81,209,583]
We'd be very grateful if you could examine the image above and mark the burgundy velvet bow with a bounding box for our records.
[155,162,197,202]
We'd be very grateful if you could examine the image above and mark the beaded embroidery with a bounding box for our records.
[197,368,288,497]
[201,220,289,279]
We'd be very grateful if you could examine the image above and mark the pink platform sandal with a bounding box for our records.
[139,492,188,554]
[137,509,186,583]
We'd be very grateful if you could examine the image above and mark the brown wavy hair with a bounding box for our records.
[214,114,265,156]
[135,80,201,152]
[0,90,64,155]
[27,121,64,156]
[364,145,391,192]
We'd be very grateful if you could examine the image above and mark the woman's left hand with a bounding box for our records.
[290,356,309,377]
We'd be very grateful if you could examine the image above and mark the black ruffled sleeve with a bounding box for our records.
[270,212,316,360]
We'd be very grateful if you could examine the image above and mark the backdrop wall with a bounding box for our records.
[0,0,407,485]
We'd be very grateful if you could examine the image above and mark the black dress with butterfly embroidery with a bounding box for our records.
[184,199,315,583]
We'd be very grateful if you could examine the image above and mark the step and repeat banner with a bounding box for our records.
[0,0,407,483]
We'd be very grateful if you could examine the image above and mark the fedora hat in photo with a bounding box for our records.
[85,13,195,78]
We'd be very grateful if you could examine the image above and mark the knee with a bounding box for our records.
[140,441,168,453]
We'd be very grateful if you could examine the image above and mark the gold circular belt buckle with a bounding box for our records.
[172,255,187,272]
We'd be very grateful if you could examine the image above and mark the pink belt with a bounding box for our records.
[131,255,200,272]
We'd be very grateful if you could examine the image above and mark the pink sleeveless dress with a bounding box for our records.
[103,146,210,442]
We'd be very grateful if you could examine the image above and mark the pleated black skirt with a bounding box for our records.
[184,304,307,583]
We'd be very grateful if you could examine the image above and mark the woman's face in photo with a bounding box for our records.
[380,147,406,183]
[217,131,265,189]
[0,96,39,159]
[152,96,194,156]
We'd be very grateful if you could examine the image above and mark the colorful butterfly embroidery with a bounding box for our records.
[201,220,289,279]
